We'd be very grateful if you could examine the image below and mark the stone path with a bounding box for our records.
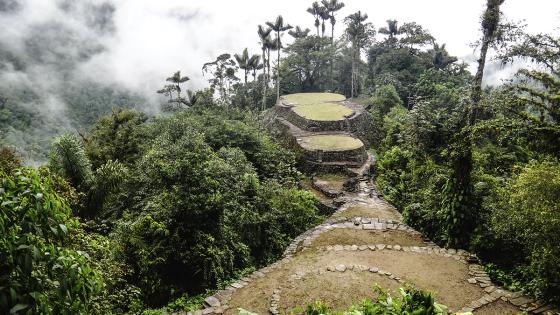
[192,94,558,315]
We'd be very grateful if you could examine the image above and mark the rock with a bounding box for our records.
[350,245,358,251]
[204,296,221,308]
[393,245,402,251]
[334,245,343,251]
[335,264,346,272]
[509,296,534,306]
[467,278,477,284]
[369,267,379,273]
[358,245,368,251]
[376,244,386,250]
[363,223,376,230]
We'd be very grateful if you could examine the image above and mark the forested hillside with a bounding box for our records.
[1,0,559,314]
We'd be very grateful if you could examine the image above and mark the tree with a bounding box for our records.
[234,48,250,84]
[248,54,263,81]
[288,26,311,39]
[48,134,93,189]
[379,19,401,46]
[202,53,239,106]
[258,25,273,110]
[446,0,506,247]
[283,36,333,91]
[307,1,322,36]
[317,6,330,38]
[157,71,193,109]
[266,15,293,101]
[321,0,345,43]
[432,43,458,69]
[344,11,375,98]
[322,0,345,90]
[399,22,435,51]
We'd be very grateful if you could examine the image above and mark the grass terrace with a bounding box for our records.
[283,92,346,105]
[293,103,354,121]
[298,134,363,151]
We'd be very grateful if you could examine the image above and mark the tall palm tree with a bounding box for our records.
[258,25,272,110]
[322,0,345,90]
[234,48,250,84]
[322,0,345,43]
[248,54,262,81]
[344,11,373,98]
[266,15,292,101]
[379,19,401,46]
[318,6,330,37]
[288,26,311,39]
[307,2,322,36]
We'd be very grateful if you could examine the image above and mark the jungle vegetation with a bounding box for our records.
[1,0,559,313]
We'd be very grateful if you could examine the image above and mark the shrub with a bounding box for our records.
[491,159,560,300]
[0,168,102,314]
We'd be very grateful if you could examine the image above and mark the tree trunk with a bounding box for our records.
[350,44,355,99]
[276,32,281,101]
[262,47,267,110]
[447,0,504,247]
[330,22,335,91]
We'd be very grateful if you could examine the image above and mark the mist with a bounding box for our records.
[0,0,558,163]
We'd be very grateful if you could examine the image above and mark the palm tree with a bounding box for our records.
[344,11,374,98]
[322,0,345,90]
[258,25,272,109]
[288,26,311,39]
[307,2,322,36]
[248,54,263,81]
[158,71,190,106]
[318,6,330,37]
[266,15,292,101]
[379,19,401,46]
[234,48,250,84]
[322,0,345,43]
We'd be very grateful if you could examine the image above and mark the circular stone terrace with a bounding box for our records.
[282,93,353,121]
[297,134,364,152]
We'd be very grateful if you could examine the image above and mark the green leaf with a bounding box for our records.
[10,303,29,314]
[59,224,68,235]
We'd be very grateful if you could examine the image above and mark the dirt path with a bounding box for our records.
[193,96,557,315]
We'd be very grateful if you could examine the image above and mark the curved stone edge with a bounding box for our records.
[194,178,559,315]
[268,265,408,315]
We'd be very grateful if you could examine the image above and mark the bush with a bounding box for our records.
[491,159,560,300]
[112,109,321,306]
[0,168,102,314]
[300,287,448,315]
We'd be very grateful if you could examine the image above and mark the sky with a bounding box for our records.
[1,0,560,99]
[94,0,560,92]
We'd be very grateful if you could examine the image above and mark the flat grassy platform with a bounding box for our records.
[283,93,346,105]
[298,134,363,151]
[292,103,354,121]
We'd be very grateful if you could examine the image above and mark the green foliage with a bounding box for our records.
[491,159,560,299]
[84,109,148,169]
[100,109,321,306]
[0,146,22,173]
[370,84,403,116]
[299,287,448,315]
[48,134,93,190]
[0,168,102,314]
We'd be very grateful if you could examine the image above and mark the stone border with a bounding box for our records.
[196,176,559,315]
[269,265,410,315]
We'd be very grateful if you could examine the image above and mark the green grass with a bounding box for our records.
[299,135,363,151]
[293,103,354,121]
[283,93,346,105]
